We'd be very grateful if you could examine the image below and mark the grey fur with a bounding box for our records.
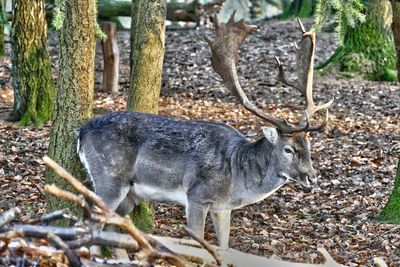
[77,111,316,248]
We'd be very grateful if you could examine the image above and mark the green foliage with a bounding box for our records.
[52,0,65,29]
[379,160,400,224]
[101,246,112,257]
[280,0,315,19]
[129,201,155,233]
[314,0,365,45]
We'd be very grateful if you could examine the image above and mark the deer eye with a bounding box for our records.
[284,146,294,155]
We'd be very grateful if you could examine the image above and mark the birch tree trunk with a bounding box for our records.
[9,0,54,126]
[127,0,167,232]
[45,0,96,216]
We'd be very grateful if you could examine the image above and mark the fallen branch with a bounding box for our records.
[43,155,189,267]
[48,232,81,267]
[183,225,222,266]
[0,207,20,228]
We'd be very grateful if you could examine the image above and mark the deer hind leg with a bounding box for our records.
[106,188,140,260]
[186,201,210,240]
[89,182,131,258]
[210,210,231,249]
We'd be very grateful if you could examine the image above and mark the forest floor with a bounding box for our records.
[0,19,399,266]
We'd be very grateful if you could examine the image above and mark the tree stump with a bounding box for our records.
[101,21,119,93]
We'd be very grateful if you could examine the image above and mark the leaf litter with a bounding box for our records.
[0,19,399,266]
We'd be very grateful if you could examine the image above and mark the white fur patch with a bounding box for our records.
[133,184,188,206]
[79,149,96,192]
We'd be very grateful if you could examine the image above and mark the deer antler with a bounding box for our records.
[205,12,315,134]
[275,19,333,129]
[205,13,332,134]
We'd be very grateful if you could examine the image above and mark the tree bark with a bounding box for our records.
[0,23,3,58]
[318,0,396,81]
[101,21,119,93]
[9,0,55,126]
[0,0,4,58]
[127,0,166,113]
[97,0,199,22]
[126,0,167,232]
[379,160,400,223]
[45,0,96,217]
[391,0,400,80]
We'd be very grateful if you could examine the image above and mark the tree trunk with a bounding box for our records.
[127,0,167,232]
[88,0,199,22]
[45,0,96,217]
[0,0,4,58]
[318,0,396,81]
[280,0,315,19]
[9,0,54,126]
[379,160,400,223]
[101,21,119,93]
[391,0,400,80]
[0,23,3,58]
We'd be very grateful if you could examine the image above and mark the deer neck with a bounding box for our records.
[229,137,286,208]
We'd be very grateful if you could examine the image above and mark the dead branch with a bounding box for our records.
[48,232,81,267]
[0,207,21,228]
[24,209,77,225]
[183,225,222,266]
[43,155,190,267]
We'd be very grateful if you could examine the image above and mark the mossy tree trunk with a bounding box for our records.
[280,0,316,19]
[391,0,400,80]
[9,0,55,126]
[45,0,96,216]
[0,0,4,58]
[318,0,396,81]
[0,23,3,58]
[379,160,400,223]
[127,0,167,232]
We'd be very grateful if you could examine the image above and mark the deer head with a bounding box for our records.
[204,12,333,187]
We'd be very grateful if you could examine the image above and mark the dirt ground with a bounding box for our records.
[1,19,399,266]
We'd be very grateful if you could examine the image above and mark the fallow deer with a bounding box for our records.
[77,13,333,250]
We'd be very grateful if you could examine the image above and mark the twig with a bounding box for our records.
[317,247,344,266]
[45,184,91,216]
[24,209,72,225]
[183,225,222,266]
[48,232,81,267]
[43,156,190,267]
[2,224,139,250]
[43,156,108,210]
[0,207,21,228]
[80,258,139,267]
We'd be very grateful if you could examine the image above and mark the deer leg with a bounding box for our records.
[90,183,131,257]
[186,201,209,239]
[210,210,231,249]
[107,188,141,259]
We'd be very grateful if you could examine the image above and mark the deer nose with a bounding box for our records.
[308,167,317,183]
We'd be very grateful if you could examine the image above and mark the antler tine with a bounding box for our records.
[275,18,333,131]
[205,11,312,134]
[297,17,306,33]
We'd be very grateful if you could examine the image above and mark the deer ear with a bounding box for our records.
[262,127,279,145]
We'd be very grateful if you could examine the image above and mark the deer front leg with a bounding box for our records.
[186,201,209,239]
[210,210,231,249]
